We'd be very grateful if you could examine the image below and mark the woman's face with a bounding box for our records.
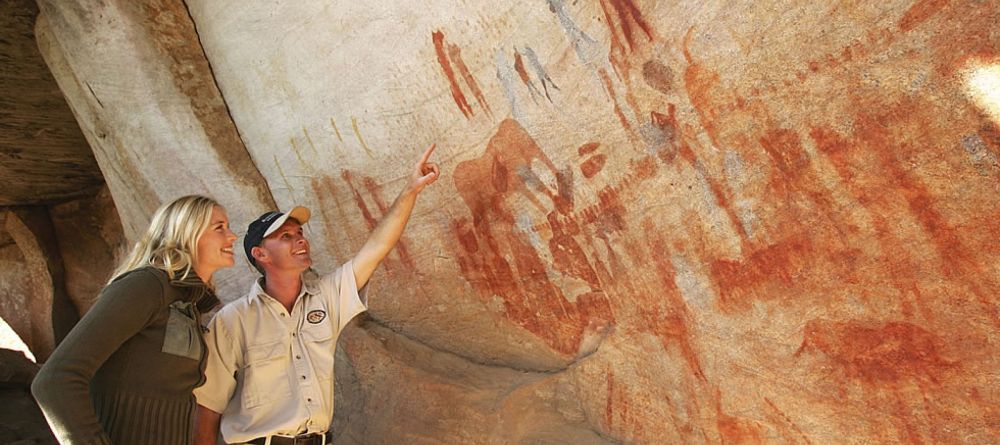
[194,206,237,281]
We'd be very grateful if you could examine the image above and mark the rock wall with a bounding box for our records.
[0,186,123,362]
[34,0,1000,443]
[0,0,103,206]
[49,186,126,314]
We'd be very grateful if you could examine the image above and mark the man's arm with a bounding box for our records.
[192,313,239,445]
[352,144,440,288]
[194,405,222,445]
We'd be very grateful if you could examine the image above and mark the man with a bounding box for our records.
[194,145,440,445]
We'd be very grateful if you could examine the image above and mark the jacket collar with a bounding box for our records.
[169,271,220,312]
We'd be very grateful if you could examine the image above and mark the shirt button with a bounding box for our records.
[292,332,296,337]
[301,375,306,380]
[295,355,301,359]
[307,398,312,403]
[280,313,286,317]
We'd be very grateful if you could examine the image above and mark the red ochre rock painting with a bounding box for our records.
[340,170,416,271]
[451,119,614,357]
[796,319,956,384]
[599,0,655,80]
[715,389,764,445]
[432,30,492,120]
[450,119,708,384]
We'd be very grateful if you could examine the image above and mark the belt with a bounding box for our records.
[246,431,332,445]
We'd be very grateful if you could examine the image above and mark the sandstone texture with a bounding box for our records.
[0,0,103,205]
[21,0,1000,443]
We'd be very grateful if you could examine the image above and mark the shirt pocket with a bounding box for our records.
[301,325,335,410]
[162,301,202,360]
[302,324,334,374]
[242,339,291,409]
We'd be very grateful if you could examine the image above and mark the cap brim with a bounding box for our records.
[262,206,311,238]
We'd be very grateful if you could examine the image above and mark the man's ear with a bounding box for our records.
[251,245,267,265]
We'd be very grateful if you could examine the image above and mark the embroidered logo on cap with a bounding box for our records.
[307,310,327,324]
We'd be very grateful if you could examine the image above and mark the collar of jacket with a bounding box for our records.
[170,271,220,313]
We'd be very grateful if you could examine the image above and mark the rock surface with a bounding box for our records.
[0,349,57,444]
[0,0,103,206]
[28,0,1000,443]
[49,185,126,314]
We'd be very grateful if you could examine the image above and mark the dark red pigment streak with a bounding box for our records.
[513,50,533,89]
[599,0,654,53]
[447,42,493,118]
[432,31,473,118]
[578,142,601,156]
[580,154,607,178]
[758,129,845,228]
[682,28,727,151]
[597,68,633,133]
[899,0,952,32]
[340,170,378,230]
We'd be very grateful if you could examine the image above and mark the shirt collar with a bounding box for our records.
[248,270,321,303]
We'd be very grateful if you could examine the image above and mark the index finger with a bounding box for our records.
[418,143,437,164]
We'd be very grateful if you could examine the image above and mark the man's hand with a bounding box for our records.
[408,143,440,193]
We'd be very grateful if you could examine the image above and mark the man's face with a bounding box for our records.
[254,219,312,274]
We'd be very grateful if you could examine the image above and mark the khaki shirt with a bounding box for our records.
[194,261,368,443]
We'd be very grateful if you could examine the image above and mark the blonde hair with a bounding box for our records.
[109,195,219,284]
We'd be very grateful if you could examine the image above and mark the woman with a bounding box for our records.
[32,195,237,445]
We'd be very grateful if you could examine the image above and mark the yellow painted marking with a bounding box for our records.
[330,118,343,142]
[274,154,294,194]
[351,117,375,158]
[303,127,319,154]
[290,138,308,167]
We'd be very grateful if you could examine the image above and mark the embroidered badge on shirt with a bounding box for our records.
[307,309,327,324]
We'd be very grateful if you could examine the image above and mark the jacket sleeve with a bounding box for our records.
[31,269,164,445]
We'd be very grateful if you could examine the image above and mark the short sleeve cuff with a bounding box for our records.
[193,385,229,414]
[338,260,369,331]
